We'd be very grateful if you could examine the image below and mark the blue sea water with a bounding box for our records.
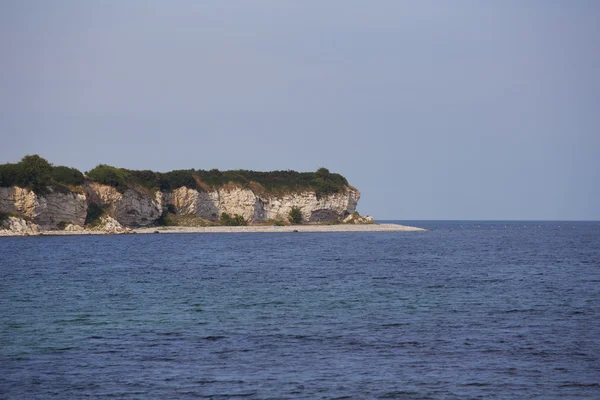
[1,221,599,399]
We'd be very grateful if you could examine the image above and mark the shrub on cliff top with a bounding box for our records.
[192,168,348,196]
[51,166,84,186]
[17,155,52,192]
[86,166,348,196]
[2,155,350,197]
[0,155,84,192]
[157,170,197,191]
[87,165,199,193]
[86,164,129,192]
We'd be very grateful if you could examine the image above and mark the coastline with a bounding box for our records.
[0,223,426,237]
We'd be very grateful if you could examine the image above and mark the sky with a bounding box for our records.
[1,1,598,220]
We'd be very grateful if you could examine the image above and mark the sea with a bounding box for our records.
[1,221,599,399]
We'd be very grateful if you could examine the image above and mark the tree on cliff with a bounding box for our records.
[0,155,85,190]
[20,155,52,189]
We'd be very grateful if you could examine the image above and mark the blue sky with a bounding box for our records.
[1,1,598,219]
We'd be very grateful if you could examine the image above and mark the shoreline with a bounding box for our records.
[0,223,426,237]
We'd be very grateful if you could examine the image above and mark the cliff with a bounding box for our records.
[0,156,362,234]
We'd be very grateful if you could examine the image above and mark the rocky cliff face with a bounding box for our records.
[84,183,162,227]
[168,185,360,223]
[0,186,87,229]
[1,182,360,232]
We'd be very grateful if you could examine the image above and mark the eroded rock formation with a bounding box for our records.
[1,181,361,233]
[0,186,87,229]
[85,183,162,227]
[167,186,360,223]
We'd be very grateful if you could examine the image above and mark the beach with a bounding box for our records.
[0,223,426,236]
[134,223,426,234]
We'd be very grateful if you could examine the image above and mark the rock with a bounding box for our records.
[168,185,360,223]
[33,188,87,229]
[0,186,87,229]
[85,183,162,227]
[64,224,85,231]
[343,213,374,224]
[1,178,363,233]
[0,187,40,218]
[0,216,40,235]
[114,189,162,227]
[88,215,128,234]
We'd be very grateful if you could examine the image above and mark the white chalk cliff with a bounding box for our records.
[1,181,360,233]
[0,186,87,230]
[169,186,360,223]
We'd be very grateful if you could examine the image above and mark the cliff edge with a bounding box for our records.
[1,155,362,235]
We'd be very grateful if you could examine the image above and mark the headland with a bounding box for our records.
[1,155,425,236]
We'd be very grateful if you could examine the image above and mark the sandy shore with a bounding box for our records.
[0,223,426,237]
[134,223,426,234]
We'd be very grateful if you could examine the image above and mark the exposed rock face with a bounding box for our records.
[64,223,85,232]
[85,183,162,227]
[0,187,38,217]
[34,189,87,229]
[114,189,162,227]
[169,187,220,219]
[168,186,360,223]
[260,189,360,223]
[343,213,374,224]
[88,215,130,234]
[0,216,40,235]
[0,187,87,229]
[0,181,360,231]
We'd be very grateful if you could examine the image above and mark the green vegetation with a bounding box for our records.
[219,212,248,226]
[0,155,84,192]
[2,155,349,197]
[84,203,106,227]
[87,164,347,196]
[51,166,84,186]
[194,167,348,197]
[157,211,175,226]
[288,206,303,224]
[158,213,217,227]
[86,164,129,191]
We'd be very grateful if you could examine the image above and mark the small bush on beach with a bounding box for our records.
[157,211,176,226]
[85,203,107,227]
[220,212,248,226]
[288,207,303,224]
